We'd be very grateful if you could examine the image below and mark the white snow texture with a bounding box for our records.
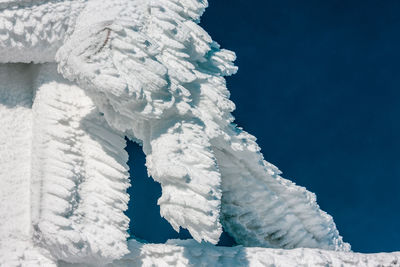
[0,0,398,266]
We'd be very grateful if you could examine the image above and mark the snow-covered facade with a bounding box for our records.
[0,0,398,266]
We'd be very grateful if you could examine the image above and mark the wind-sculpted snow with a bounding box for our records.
[31,64,130,264]
[55,0,349,251]
[213,129,345,250]
[0,0,397,266]
[0,0,86,62]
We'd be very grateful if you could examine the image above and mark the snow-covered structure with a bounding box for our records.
[0,0,398,266]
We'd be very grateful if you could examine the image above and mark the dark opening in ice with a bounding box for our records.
[124,139,236,246]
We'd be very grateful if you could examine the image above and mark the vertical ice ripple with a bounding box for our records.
[31,64,130,264]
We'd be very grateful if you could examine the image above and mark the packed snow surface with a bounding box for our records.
[0,0,398,266]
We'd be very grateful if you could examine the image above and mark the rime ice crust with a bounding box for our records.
[0,0,86,63]
[0,0,398,266]
[0,64,130,266]
[0,64,35,265]
[55,0,349,251]
[31,65,130,263]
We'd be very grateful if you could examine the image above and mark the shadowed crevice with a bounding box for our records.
[124,139,236,246]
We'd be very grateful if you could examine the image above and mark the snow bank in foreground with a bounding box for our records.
[63,239,399,267]
[2,239,399,266]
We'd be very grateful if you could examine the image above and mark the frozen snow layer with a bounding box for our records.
[212,128,348,250]
[59,239,400,267]
[56,0,232,245]
[1,0,396,265]
[146,120,223,244]
[0,64,132,265]
[3,240,399,267]
[0,64,34,264]
[30,64,130,264]
[55,0,348,251]
[0,0,86,62]
[0,0,351,254]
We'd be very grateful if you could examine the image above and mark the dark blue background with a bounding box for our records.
[126,0,400,253]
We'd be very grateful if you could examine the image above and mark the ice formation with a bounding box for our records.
[0,0,398,266]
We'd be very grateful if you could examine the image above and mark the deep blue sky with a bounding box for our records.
[126,0,400,253]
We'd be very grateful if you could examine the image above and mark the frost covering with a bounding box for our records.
[61,240,399,267]
[0,0,398,266]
